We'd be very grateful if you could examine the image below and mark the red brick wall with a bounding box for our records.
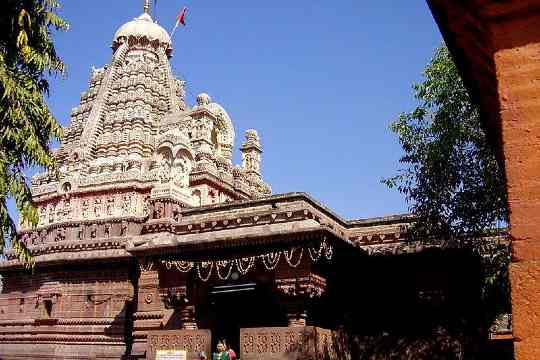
[491,7,540,359]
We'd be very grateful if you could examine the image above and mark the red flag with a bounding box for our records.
[171,6,188,38]
[177,7,187,26]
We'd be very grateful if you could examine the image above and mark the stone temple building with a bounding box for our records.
[0,4,512,360]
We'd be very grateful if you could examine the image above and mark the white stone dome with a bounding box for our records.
[113,13,171,45]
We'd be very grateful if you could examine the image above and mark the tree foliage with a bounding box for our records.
[0,0,67,266]
[385,46,507,242]
[384,46,510,318]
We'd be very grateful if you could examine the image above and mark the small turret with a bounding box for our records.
[240,129,262,176]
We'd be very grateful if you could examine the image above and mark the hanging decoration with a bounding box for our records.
[160,239,334,281]
[261,252,281,270]
[236,257,256,275]
[196,261,213,282]
[284,248,303,268]
[216,260,234,280]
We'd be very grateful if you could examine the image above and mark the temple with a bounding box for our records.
[0,4,512,360]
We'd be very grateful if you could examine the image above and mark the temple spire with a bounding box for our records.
[143,0,150,14]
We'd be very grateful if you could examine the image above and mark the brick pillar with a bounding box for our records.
[491,9,540,359]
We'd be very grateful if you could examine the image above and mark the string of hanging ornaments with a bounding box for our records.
[161,239,334,282]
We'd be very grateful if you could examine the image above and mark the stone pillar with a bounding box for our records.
[137,263,161,313]
[132,260,163,357]
[283,297,307,327]
[276,275,326,327]
[180,304,198,330]
[161,284,199,330]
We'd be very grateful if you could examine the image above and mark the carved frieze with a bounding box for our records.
[146,330,211,360]
[276,274,327,298]
[239,327,350,360]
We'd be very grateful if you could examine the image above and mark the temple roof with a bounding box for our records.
[29,4,271,219]
[112,13,172,53]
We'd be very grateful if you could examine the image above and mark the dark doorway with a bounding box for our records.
[204,281,286,354]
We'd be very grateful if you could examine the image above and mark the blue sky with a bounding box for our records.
[15,1,443,221]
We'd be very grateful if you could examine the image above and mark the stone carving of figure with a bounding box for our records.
[153,202,164,219]
[38,206,46,226]
[54,228,66,242]
[172,208,181,222]
[64,199,72,220]
[199,121,212,139]
[243,153,260,173]
[104,224,111,238]
[93,198,102,218]
[122,195,131,215]
[33,232,42,246]
[81,200,89,218]
[172,158,190,188]
[120,222,128,237]
[142,196,151,217]
[157,156,171,183]
[56,200,64,222]
[243,154,254,171]
[106,197,115,216]
[90,225,97,239]
[39,230,48,245]
[48,204,55,224]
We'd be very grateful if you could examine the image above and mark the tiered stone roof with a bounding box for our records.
[28,11,271,232]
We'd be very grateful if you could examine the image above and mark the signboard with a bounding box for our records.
[156,350,187,360]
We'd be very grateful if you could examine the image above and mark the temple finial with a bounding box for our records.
[143,0,150,14]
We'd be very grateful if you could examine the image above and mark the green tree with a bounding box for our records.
[385,46,507,241]
[0,0,67,266]
[384,46,510,319]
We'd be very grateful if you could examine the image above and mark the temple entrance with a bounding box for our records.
[202,280,286,355]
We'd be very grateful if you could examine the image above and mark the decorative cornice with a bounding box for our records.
[133,311,164,320]
[130,226,346,258]
[0,334,125,343]
[0,318,120,327]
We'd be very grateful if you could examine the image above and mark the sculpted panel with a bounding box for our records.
[240,327,350,360]
[146,330,211,360]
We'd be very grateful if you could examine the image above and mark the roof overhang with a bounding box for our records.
[127,225,352,260]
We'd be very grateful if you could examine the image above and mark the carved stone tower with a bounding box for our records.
[240,129,265,190]
[28,7,272,230]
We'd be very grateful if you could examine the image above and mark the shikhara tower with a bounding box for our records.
[31,7,271,229]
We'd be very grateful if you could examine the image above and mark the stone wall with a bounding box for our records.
[0,265,134,359]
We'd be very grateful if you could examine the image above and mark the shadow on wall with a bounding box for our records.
[289,326,481,360]
[350,327,464,360]
[104,299,135,358]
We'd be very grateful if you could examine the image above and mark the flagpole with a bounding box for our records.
[171,24,179,39]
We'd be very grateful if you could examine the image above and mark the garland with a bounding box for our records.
[159,239,334,281]
[197,262,213,282]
